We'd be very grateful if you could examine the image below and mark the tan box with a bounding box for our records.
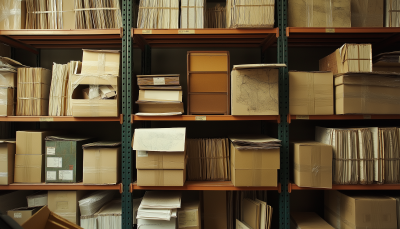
[81,50,120,76]
[319,44,372,75]
[289,71,334,115]
[291,212,334,229]
[0,0,26,29]
[293,142,332,189]
[14,154,44,183]
[0,71,16,88]
[83,142,121,185]
[203,191,227,229]
[136,151,186,169]
[231,142,280,170]
[288,0,350,27]
[178,200,201,229]
[0,139,15,185]
[137,169,186,186]
[324,191,397,229]
[351,0,384,27]
[231,66,279,115]
[48,190,89,225]
[0,87,14,116]
[22,206,82,229]
[16,131,57,155]
[7,207,40,225]
[231,164,277,187]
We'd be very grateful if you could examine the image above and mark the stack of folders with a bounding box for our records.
[186,138,230,181]
[137,0,180,29]
[133,128,187,186]
[230,136,282,150]
[137,191,181,229]
[226,0,275,28]
[75,0,122,29]
[136,74,184,116]
[25,0,64,29]
[79,191,117,228]
[181,0,205,29]
[206,4,226,28]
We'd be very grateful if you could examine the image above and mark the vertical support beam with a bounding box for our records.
[277,0,290,229]
[122,0,133,229]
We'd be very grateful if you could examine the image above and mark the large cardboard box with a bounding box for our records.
[137,168,186,186]
[0,0,26,30]
[136,151,186,169]
[16,131,57,155]
[48,191,89,225]
[7,207,41,225]
[231,142,280,170]
[82,142,121,185]
[288,0,351,27]
[324,191,397,229]
[178,200,201,229]
[289,71,333,115]
[45,136,92,183]
[14,154,44,183]
[290,212,334,229]
[231,65,279,115]
[0,190,34,213]
[0,139,15,185]
[319,44,372,75]
[293,142,332,189]
[22,206,83,229]
[351,0,384,27]
[203,191,227,229]
[0,87,14,116]
[231,165,278,187]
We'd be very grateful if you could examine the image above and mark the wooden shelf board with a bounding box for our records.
[131,181,281,191]
[0,183,123,192]
[132,115,280,122]
[289,183,400,191]
[0,115,123,122]
[289,114,400,123]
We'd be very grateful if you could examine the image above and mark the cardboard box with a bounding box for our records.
[0,139,15,185]
[203,191,227,229]
[0,0,26,30]
[82,142,121,185]
[45,137,92,183]
[293,142,332,189]
[319,44,372,75]
[290,212,334,229]
[137,168,186,186]
[0,190,35,213]
[231,66,279,115]
[178,200,201,229]
[136,151,186,169]
[231,142,280,170]
[324,191,397,229]
[81,50,120,76]
[7,207,40,225]
[0,71,16,88]
[289,71,334,115]
[231,164,277,187]
[288,0,350,27]
[48,191,89,225]
[16,131,57,155]
[22,206,83,229]
[351,0,384,27]
[14,154,44,183]
[0,87,14,116]
[27,191,48,208]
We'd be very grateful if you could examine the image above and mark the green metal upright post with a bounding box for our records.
[122,0,133,228]
[277,0,290,229]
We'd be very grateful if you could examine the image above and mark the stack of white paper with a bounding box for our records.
[96,199,122,229]
[137,0,180,29]
[80,191,117,228]
[181,0,205,29]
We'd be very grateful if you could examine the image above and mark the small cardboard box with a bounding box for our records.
[137,168,186,186]
[136,151,186,169]
[48,190,89,225]
[8,207,41,225]
[16,131,57,155]
[0,139,15,185]
[27,191,48,208]
[231,142,280,170]
[22,205,83,229]
[0,87,14,116]
[351,0,384,27]
[0,0,26,29]
[82,142,121,185]
[45,136,92,183]
[81,50,120,76]
[325,191,397,229]
[178,200,201,229]
[293,142,332,189]
[231,164,277,187]
[291,212,334,229]
[14,154,44,183]
[289,71,334,115]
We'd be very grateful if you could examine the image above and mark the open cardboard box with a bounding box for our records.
[21,206,82,229]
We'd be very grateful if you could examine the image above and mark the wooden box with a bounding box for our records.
[187,51,230,115]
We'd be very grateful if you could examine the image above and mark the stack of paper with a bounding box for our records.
[95,199,122,229]
[186,138,230,181]
[181,0,205,29]
[16,67,51,116]
[0,57,24,117]
[48,63,69,116]
[26,0,63,29]
[137,0,180,29]
[206,4,226,28]
[75,0,122,29]
[79,191,117,228]
[66,61,82,116]
[136,74,183,116]
[227,0,275,28]
[230,136,282,150]
[26,191,48,208]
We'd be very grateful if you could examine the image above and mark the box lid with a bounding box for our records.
[82,141,121,148]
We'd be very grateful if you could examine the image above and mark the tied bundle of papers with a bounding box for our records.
[48,63,70,116]
[0,57,24,117]
[136,74,184,116]
[75,0,122,29]
[230,136,282,150]
[25,0,64,29]
[227,0,275,28]
[186,138,230,181]
[138,0,180,29]
[206,4,226,28]
[181,0,205,29]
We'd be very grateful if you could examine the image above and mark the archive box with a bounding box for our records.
[0,139,15,185]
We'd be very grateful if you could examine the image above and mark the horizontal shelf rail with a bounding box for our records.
[289,183,400,192]
[132,115,280,122]
[0,183,123,193]
[288,114,400,123]
[0,114,123,123]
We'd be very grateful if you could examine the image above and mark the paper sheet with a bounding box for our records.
[133,128,186,152]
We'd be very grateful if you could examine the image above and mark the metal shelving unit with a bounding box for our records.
[131,182,281,191]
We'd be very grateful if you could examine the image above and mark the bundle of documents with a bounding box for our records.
[0,0,25,29]
[0,57,24,117]
[230,136,282,150]
[386,0,400,27]
[226,0,275,28]
[66,61,82,116]
[49,63,69,116]
[16,67,51,116]
[186,138,230,181]
[206,4,226,28]
[181,0,205,29]
[137,0,180,29]
[79,191,117,216]
[75,0,122,29]
[136,74,184,116]
[140,191,182,209]
[95,199,122,229]
[26,0,63,29]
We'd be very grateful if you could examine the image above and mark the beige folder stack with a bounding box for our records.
[186,138,230,181]
[206,4,226,28]
[74,0,122,29]
[227,0,275,28]
[181,0,205,29]
[137,0,180,29]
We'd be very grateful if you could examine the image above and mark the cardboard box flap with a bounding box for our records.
[0,57,26,69]
[233,64,286,70]
[133,128,186,152]
[0,139,15,144]
[22,206,83,229]
[9,206,41,212]
[82,141,121,148]
[137,74,180,78]
[45,136,92,141]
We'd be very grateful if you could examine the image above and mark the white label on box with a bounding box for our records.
[59,170,73,181]
[153,77,166,85]
[138,151,148,157]
[47,147,56,155]
[14,213,22,218]
[47,157,62,168]
[47,171,56,180]
[178,209,198,228]
[0,172,7,177]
